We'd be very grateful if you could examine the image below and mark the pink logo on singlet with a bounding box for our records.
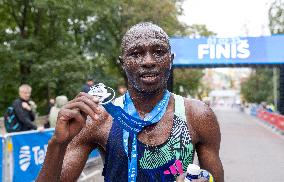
[163,160,183,175]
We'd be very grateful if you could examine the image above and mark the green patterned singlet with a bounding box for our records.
[103,94,195,182]
[137,94,195,178]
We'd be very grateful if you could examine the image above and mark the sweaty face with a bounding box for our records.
[121,33,173,93]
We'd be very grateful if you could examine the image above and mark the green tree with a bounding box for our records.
[186,24,216,38]
[269,0,284,34]
[241,68,274,104]
[173,68,204,98]
[0,0,103,114]
[0,0,189,114]
[267,0,283,110]
[84,0,188,83]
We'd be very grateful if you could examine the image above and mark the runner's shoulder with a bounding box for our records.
[183,97,213,117]
[183,98,219,137]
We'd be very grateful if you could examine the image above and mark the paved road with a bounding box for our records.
[81,108,284,182]
[216,108,284,182]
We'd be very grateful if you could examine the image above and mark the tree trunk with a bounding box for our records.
[20,61,31,84]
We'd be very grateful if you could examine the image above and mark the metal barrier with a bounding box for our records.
[1,129,100,182]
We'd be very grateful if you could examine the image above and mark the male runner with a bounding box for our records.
[37,22,224,182]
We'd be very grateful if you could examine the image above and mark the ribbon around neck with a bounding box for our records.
[103,90,171,182]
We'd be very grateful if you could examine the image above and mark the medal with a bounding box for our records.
[88,83,115,104]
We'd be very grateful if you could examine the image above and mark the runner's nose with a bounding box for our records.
[141,52,156,68]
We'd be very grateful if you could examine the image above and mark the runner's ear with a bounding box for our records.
[171,53,174,63]
[169,53,174,70]
[118,56,124,65]
[119,56,126,72]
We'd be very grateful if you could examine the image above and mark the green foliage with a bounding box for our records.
[0,0,192,114]
[186,24,217,37]
[0,0,102,114]
[84,0,187,63]
[241,68,274,104]
[173,68,204,98]
[269,0,284,34]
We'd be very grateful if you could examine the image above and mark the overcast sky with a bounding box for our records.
[179,0,276,37]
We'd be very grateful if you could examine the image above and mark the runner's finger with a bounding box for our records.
[63,101,97,120]
[76,92,100,103]
[64,95,101,115]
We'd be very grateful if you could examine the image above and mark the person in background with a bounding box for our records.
[48,95,68,128]
[82,78,94,93]
[47,98,55,114]
[13,84,43,131]
[266,103,275,112]
[44,98,55,128]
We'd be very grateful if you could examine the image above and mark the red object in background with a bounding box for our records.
[267,112,277,126]
[275,115,284,131]
[257,109,284,132]
[257,110,264,119]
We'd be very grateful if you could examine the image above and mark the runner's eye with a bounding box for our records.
[154,48,167,57]
[129,50,142,58]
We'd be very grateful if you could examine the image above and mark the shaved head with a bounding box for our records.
[119,22,174,94]
[121,22,170,54]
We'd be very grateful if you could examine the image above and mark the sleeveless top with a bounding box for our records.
[102,94,195,182]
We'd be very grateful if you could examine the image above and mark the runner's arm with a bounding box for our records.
[36,137,68,182]
[60,134,97,181]
[195,105,224,182]
[186,100,224,182]
[36,93,104,182]
[36,129,97,182]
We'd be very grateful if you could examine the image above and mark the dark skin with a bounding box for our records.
[36,24,224,182]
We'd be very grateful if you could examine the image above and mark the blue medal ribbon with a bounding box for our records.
[103,90,171,182]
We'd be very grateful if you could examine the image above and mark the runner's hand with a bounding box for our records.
[53,92,106,145]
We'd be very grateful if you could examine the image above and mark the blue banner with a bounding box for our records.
[9,129,100,182]
[11,130,53,182]
[170,35,284,66]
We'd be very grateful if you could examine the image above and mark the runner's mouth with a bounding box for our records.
[141,74,159,78]
[140,73,160,82]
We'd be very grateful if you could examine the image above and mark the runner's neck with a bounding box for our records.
[127,87,167,118]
